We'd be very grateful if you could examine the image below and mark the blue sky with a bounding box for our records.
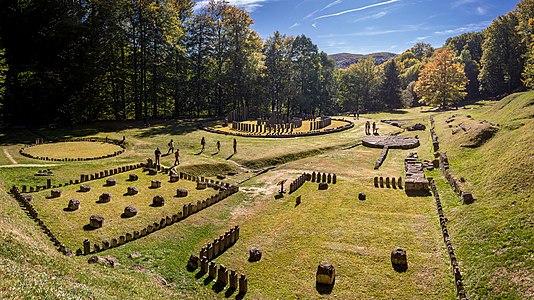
[196,0,519,54]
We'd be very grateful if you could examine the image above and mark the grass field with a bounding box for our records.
[23,141,124,160]
[0,92,532,299]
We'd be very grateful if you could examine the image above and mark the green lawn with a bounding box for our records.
[0,94,531,299]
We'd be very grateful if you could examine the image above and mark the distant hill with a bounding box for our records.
[329,52,397,68]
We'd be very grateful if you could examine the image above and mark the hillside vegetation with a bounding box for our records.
[432,91,534,299]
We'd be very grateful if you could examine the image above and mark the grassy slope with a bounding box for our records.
[0,92,531,299]
[432,91,534,300]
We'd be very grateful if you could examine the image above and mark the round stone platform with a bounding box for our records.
[362,135,420,149]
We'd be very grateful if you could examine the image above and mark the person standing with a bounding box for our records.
[201,137,206,152]
[365,121,370,135]
[216,140,221,153]
[174,149,180,166]
[154,147,161,167]
[372,122,376,135]
[167,139,175,154]
[233,138,237,154]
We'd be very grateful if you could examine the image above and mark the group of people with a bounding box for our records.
[364,121,378,135]
[154,137,238,168]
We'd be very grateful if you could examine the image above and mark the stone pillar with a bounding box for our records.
[327,174,331,183]
[380,176,384,188]
[333,174,337,184]
[398,177,403,188]
[239,274,248,294]
[83,239,91,255]
[386,177,390,188]
[217,265,228,286]
[200,257,208,273]
[322,173,327,182]
[208,262,217,279]
[392,177,396,188]
[207,243,214,260]
[229,270,238,290]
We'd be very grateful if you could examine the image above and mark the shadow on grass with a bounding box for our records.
[316,281,334,295]
[405,190,431,197]
[195,270,206,279]
[212,282,225,293]
[274,193,283,200]
[235,292,246,300]
[226,154,234,160]
[120,213,135,219]
[203,276,214,286]
[224,287,236,298]
[392,263,408,273]
[82,224,98,231]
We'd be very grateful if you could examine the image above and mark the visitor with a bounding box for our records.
[121,136,126,145]
[167,139,175,154]
[216,140,221,153]
[365,121,370,135]
[201,137,206,152]
[233,138,237,154]
[174,149,180,166]
[154,147,161,167]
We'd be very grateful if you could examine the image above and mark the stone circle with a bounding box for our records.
[152,195,165,207]
[362,135,420,149]
[99,192,112,203]
[248,247,262,262]
[123,206,138,218]
[176,188,188,197]
[67,199,80,211]
[80,184,91,192]
[127,186,139,195]
[51,189,62,198]
[89,215,104,228]
[20,139,125,161]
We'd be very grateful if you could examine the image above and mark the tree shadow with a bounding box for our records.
[212,151,219,156]
[315,281,334,295]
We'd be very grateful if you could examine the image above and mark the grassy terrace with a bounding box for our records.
[0,92,532,299]
[23,141,124,160]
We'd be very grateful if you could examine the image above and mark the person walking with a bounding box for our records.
[201,137,206,152]
[216,141,221,153]
[167,139,175,154]
[233,138,237,154]
[365,121,370,135]
[174,149,180,166]
[154,147,161,167]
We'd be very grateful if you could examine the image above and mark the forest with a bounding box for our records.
[0,0,532,125]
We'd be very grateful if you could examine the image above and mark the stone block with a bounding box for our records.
[89,215,104,228]
[316,263,335,285]
[152,195,164,207]
[67,199,80,211]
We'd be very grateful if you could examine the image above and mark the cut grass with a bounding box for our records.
[30,168,219,249]
[23,141,124,159]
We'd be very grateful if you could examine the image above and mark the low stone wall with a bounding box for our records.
[373,176,402,189]
[428,179,467,300]
[10,186,73,256]
[374,146,389,169]
[439,153,475,204]
[197,260,248,296]
[198,226,240,261]
[429,117,439,152]
[21,163,144,194]
[19,137,126,162]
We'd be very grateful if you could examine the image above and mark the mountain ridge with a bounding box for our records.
[329,52,397,68]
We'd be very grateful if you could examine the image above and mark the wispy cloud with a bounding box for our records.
[476,6,487,15]
[323,0,343,10]
[304,0,343,20]
[434,21,490,35]
[289,22,301,29]
[408,35,431,44]
[195,0,270,12]
[352,11,388,22]
[318,25,422,38]
[314,0,400,20]
[451,0,479,8]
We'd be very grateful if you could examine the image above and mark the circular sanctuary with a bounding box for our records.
[362,135,420,149]
[204,107,354,138]
[20,138,126,161]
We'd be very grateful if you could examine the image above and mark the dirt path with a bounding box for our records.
[3,148,17,164]
[0,164,60,168]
